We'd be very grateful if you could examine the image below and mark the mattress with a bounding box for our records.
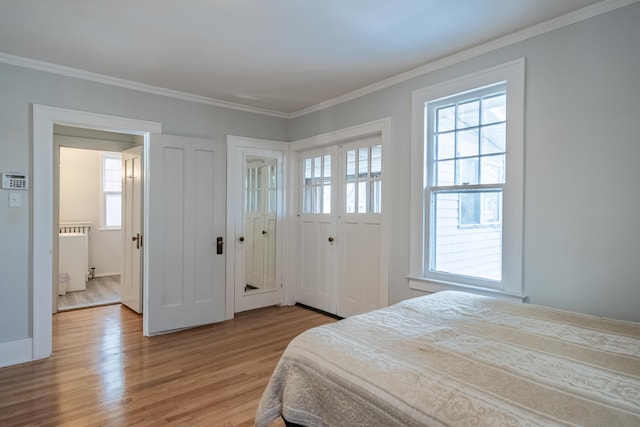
[256,291,640,426]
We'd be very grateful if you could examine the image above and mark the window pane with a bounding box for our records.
[457,99,479,129]
[358,148,368,177]
[322,185,331,214]
[482,93,506,124]
[346,150,356,180]
[437,105,455,132]
[313,157,321,178]
[346,182,355,213]
[372,180,382,213]
[436,133,455,160]
[357,181,367,213]
[436,160,455,186]
[480,155,505,184]
[304,158,312,179]
[457,129,479,157]
[457,158,478,185]
[105,193,122,227]
[481,123,506,154]
[432,191,502,281]
[323,155,332,178]
[371,145,382,176]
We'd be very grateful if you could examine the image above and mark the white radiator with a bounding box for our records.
[58,223,91,295]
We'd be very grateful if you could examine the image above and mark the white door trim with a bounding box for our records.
[33,105,161,361]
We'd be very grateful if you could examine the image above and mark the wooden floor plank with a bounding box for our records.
[0,304,335,426]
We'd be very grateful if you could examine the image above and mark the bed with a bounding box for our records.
[255,291,640,426]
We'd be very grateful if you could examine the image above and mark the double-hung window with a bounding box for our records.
[102,153,122,229]
[409,60,525,299]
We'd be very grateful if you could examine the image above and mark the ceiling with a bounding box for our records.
[0,0,613,115]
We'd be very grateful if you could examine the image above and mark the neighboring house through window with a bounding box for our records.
[409,59,525,300]
[102,153,122,229]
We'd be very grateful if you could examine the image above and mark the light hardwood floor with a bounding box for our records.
[57,275,120,311]
[0,304,336,426]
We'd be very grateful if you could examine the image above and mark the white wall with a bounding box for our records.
[59,147,122,277]
[289,3,640,322]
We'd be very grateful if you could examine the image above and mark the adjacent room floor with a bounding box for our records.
[57,275,120,311]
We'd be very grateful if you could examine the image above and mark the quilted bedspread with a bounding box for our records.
[255,291,640,427]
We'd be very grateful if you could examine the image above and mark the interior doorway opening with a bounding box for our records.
[33,105,162,361]
[54,125,141,313]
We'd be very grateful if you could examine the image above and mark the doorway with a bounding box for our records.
[54,125,141,312]
[32,105,161,361]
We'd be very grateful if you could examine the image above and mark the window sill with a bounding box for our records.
[407,275,527,303]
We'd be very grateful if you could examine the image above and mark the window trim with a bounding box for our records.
[101,152,122,230]
[408,59,526,301]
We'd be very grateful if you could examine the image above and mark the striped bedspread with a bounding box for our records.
[255,291,640,426]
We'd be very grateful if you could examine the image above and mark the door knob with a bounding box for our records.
[328,237,334,242]
[217,236,224,254]
[262,230,267,235]
[239,236,245,242]
[132,233,141,249]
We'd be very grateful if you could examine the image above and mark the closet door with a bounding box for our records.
[296,147,338,314]
[337,137,384,318]
[295,132,387,318]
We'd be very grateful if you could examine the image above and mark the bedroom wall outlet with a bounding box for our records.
[9,192,21,208]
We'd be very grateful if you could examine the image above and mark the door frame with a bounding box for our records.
[226,135,289,318]
[33,105,161,361]
[289,118,392,312]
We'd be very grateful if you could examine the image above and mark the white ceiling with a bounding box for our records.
[0,0,617,115]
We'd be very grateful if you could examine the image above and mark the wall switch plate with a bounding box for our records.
[9,192,21,207]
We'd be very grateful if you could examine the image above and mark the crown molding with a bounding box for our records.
[0,52,289,119]
[290,0,639,118]
[1,0,636,120]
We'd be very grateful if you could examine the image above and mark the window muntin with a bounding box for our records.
[345,145,382,214]
[102,153,122,229]
[302,155,332,214]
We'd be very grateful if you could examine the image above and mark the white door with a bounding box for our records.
[121,145,143,313]
[296,135,386,317]
[146,134,226,335]
[296,147,338,314]
[233,149,284,313]
[337,138,384,317]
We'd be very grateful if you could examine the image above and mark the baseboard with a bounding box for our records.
[0,338,33,368]
[93,272,121,278]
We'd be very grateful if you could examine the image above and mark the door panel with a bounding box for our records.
[338,215,381,317]
[121,145,143,313]
[146,134,225,335]
[297,216,336,313]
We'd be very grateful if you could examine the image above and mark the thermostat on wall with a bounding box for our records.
[2,172,28,189]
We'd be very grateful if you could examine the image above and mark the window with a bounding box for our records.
[302,154,332,214]
[345,145,382,214]
[102,153,122,229]
[409,60,525,299]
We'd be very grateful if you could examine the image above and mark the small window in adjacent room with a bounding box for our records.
[409,60,525,300]
[102,153,122,229]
